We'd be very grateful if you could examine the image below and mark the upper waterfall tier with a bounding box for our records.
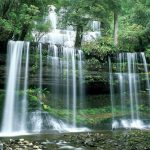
[37,5,101,46]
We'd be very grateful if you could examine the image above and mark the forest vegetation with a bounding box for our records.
[0,0,149,56]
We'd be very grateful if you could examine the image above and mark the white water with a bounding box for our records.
[2,41,29,133]
[33,43,43,132]
[39,5,87,130]
[1,5,89,135]
[33,5,87,130]
[40,6,101,45]
[20,42,30,131]
[141,52,150,104]
[29,111,89,133]
[47,5,57,30]
[78,50,84,108]
[39,43,43,96]
[109,53,150,129]
[108,57,115,124]
[44,8,86,127]
[48,46,84,127]
[51,45,59,101]
[71,48,77,127]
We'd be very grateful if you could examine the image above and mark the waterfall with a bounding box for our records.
[40,6,101,45]
[63,47,70,122]
[32,43,43,132]
[109,52,150,129]
[78,50,84,108]
[2,41,29,134]
[48,5,57,30]
[51,45,60,102]
[141,52,150,104]
[20,42,30,131]
[0,5,89,135]
[39,43,43,99]
[71,48,77,127]
[47,45,85,128]
[108,57,115,128]
[92,21,101,32]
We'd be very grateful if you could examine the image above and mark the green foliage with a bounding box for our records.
[145,45,150,55]
[0,0,149,53]
[118,0,150,52]
[131,2,150,27]
[119,22,144,51]
[42,104,113,125]
[34,20,52,42]
[82,36,118,61]
[27,88,50,110]
[0,0,54,41]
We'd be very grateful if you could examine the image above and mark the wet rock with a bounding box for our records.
[38,145,43,148]
[17,141,22,144]
[22,145,27,149]
[41,142,47,145]
[9,139,15,144]
[33,145,39,149]
[19,139,24,142]
[114,142,118,146]
[19,143,24,146]
[23,140,29,145]
[97,148,104,150]
[15,148,23,150]
[27,142,33,146]
[0,143,3,150]
[42,146,47,149]
[14,145,20,148]
[84,138,96,147]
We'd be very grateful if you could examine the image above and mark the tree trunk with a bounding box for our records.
[75,25,83,48]
[114,12,119,46]
[19,25,29,40]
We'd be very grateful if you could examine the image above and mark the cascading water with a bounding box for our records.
[0,5,90,136]
[47,45,85,128]
[1,41,88,136]
[109,52,150,129]
[20,42,29,131]
[51,45,60,102]
[78,50,84,108]
[71,48,77,127]
[47,5,57,30]
[40,5,101,45]
[31,43,43,132]
[1,41,29,134]
[40,6,87,129]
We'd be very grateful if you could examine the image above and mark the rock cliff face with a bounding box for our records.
[0,49,6,89]
[0,41,7,53]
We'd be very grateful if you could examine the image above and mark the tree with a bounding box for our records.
[106,0,121,47]
[118,0,150,51]
[34,20,52,42]
[0,0,54,41]
[56,0,112,48]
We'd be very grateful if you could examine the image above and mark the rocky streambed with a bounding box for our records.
[0,130,150,150]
